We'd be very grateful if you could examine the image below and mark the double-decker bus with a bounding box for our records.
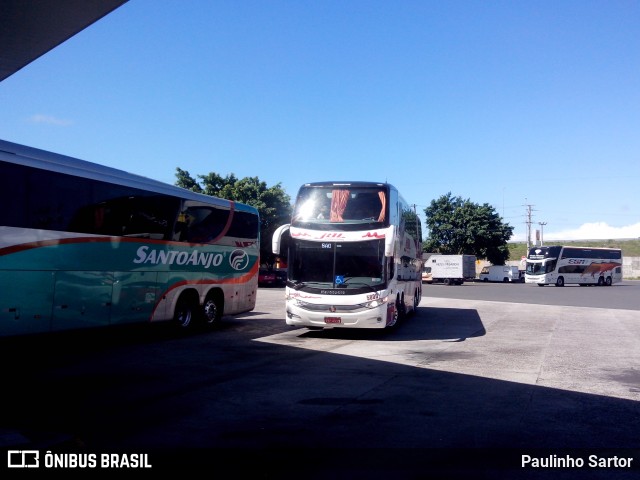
[525,245,622,287]
[0,139,260,337]
[271,181,423,329]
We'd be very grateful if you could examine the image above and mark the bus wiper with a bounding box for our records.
[292,281,329,290]
[338,278,376,292]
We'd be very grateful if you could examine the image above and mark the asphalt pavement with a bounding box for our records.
[1,284,639,479]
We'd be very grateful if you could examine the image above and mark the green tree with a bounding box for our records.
[174,169,292,266]
[175,168,203,193]
[423,192,514,265]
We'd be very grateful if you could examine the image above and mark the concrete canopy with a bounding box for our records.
[0,0,128,82]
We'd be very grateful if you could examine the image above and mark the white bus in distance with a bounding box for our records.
[525,245,622,287]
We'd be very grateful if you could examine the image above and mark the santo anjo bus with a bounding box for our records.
[0,139,260,337]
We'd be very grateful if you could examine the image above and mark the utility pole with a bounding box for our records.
[538,222,547,246]
[524,200,534,251]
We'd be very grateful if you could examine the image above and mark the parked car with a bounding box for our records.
[259,268,287,287]
[273,269,287,287]
[258,269,277,287]
[421,268,433,284]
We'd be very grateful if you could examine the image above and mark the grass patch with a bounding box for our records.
[508,238,640,261]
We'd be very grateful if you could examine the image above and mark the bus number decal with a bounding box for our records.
[366,293,379,301]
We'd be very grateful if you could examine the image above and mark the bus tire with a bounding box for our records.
[202,290,223,327]
[174,292,198,329]
[398,294,407,320]
[597,276,605,286]
[605,276,612,286]
[387,301,399,328]
[413,289,420,312]
[555,277,565,287]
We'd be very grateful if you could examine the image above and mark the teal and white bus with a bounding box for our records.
[0,139,260,337]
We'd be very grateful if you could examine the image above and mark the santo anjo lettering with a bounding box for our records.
[133,246,224,269]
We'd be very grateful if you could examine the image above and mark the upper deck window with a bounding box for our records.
[292,186,387,229]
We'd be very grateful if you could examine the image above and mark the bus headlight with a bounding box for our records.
[362,295,388,309]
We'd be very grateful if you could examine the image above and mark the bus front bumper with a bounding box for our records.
[284,300,390,329]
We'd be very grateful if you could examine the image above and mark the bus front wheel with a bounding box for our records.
[387,303,399,328]
[605,276,612,286]
[413,289,420,312]
[174,293,198,329]
[597,276,605,286]
[398,294,407,320]
[555,277,565,287]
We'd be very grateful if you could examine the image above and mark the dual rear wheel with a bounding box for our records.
[173,290,223,330]
[554,276,613,287]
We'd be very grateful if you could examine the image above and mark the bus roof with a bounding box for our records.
[300,181,392,189]
[0,139,258,214]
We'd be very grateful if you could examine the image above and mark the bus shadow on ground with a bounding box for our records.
[298,305,485,342]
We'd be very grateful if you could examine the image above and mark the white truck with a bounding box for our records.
[478,265,522,283]
[423,254,476,285]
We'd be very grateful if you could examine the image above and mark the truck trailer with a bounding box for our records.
[422,254,476,285]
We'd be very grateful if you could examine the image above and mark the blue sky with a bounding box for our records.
[1,0,639,242]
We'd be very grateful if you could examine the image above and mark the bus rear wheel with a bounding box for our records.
[597,276,605,286]
[202,291,223,327]
[605,276,612,286]
[555,277,565,287]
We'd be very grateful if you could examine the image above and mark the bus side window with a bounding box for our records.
[387,257,394,280]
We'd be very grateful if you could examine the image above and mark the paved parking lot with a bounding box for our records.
[1,284,639,478]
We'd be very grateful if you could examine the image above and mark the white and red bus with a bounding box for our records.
[525,245,622,287]
[272,181,423,329]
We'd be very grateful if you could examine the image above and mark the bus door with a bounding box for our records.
[0,271,54,336]
[52,271,113,332]
[110,271,159,325]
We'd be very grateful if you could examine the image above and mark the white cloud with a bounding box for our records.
[28,114,73,126]
[511,222,640,242]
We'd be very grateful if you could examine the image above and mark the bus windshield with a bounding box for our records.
[526,260,556,275]
[292,185,387,229]
[289,239,385,289]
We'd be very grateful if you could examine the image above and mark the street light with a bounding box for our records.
[538,222,547,246]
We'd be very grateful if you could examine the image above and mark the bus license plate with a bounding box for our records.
[324,317,341,324]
